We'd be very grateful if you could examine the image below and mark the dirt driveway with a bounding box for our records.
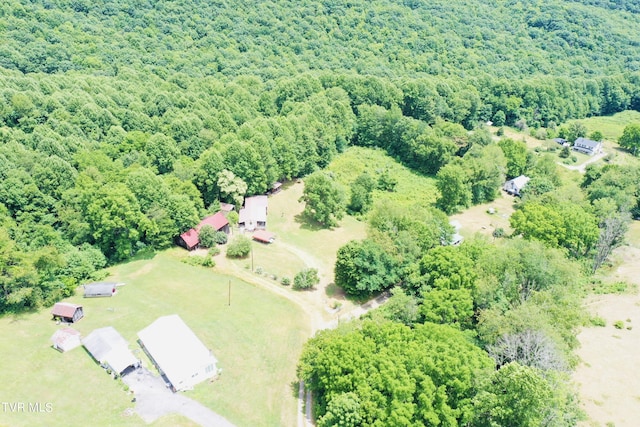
[123,368,235,427]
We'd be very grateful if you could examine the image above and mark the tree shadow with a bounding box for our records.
[118,247,157,265]
[294,211,333,231]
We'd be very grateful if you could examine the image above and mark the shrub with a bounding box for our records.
[202,256,215,267]
[198,225,216,248]
[496,127,504,136]
[559,146,570,158]
[226,235,251,258]
[613,320,624,329]
[492,227,505,238]
[589,316,606,327]
[227,211,239,225]
[281,277,291,286]
[293,268,319,290]
[214,231,228,244]
[255,266,263,275]
[208,247,220,256]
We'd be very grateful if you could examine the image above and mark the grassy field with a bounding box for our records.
[0,250,308,427]
[567,110,640,142]
[328,146,439,210]
[266,180,367,278]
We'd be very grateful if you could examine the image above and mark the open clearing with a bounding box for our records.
[0,250,308,427]
[575,221,640,427]
[449,194,517,238]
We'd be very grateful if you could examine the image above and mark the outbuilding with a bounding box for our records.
[503,175,530,197]
[178,212,230,251]
[252,230,276,244]
[83,282,118,298]
[51,328,82,353]
[138,314,218,392]
[83,326,140,376]
[51,302,84,323]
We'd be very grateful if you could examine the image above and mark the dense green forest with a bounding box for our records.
[1,1,640,423]
[0,0,638,317]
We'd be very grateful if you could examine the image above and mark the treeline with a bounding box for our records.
[1,67,639,312]
[2,0,640,79]
[302,234,586,425]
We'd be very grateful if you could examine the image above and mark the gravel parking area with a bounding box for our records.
[123,368,235,427]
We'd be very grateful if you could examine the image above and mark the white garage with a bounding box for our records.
[138,315,218,392]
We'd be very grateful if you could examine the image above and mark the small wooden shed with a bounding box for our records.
[51,302,84,323]
[252,230,276,244]
[51,328,82,353]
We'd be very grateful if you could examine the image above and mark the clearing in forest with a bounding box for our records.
[0,251,308,427]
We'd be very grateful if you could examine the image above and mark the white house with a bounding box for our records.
[138,315,217,392]
[238,195,268,231]
[572,137,602,156]
[503,175,530,197]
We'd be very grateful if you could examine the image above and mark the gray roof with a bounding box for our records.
[574,137,600,149]
[82,327,138,374]
[83,282,117,297]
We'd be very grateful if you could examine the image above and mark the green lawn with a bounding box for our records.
[266,180,367,279]
[0,250,308,427]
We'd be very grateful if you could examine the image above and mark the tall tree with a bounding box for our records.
[618,123,640,156]
[435,162,471,214]
[300,172,346,227]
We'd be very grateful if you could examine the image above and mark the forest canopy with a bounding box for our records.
[0,0,639,314]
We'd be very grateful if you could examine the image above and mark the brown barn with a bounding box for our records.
[51,302,84,323]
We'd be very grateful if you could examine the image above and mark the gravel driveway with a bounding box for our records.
[123,368,235,427]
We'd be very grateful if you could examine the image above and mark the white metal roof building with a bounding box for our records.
[138,315,217,392]
[82,326,139,376]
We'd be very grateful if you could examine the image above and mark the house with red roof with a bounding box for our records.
[177,212,230,250]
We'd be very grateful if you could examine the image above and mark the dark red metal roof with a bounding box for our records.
[52,302,81,318]
[252,230,275,243]
[179,212,229,249]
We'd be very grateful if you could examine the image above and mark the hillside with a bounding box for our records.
[0,0,639,311]
[2,0,640,78]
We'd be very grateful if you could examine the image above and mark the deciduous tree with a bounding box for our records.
[300,172,346,227]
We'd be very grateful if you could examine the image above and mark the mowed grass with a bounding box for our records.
[265,147,437,282]
[267,181,367,278]
[0,250,308,427]
[228,235,307,283]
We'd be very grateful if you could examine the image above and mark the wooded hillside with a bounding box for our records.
[0,0,639,313]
